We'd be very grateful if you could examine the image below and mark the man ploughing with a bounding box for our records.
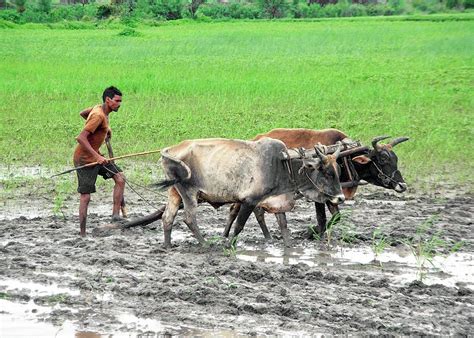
[73,86,126,236]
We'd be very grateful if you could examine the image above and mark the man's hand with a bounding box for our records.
[95,155,108,165]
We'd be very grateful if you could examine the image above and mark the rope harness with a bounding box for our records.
[372,161,401,187]
[101,162,163,211]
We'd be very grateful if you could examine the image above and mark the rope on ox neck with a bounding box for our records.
[371,161,400,187]
[283,148,328,196]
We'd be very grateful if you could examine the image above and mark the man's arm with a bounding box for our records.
[79,107,93,120]
[76,130,108,165]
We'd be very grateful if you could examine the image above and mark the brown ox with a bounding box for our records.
[223,128,409,239]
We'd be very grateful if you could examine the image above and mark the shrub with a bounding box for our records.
[97,4,114,19]
[366,3,395,15]
[319,3,343,17]
[14,0,27,13]
[229,2,260,18]
[388,0,407,14]
[411,0,446,13]
[150,0,184,20]
[465,0,474,8]
[0,9,21,22]
[50,4,98,22]
[257,0,289,18]
[198,3,229,18]
[341,3,367,16]
[38,0,52,14]
[118,26,143,36]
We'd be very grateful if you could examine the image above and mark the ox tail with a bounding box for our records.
[155,178,180,190]
[155,148,192,190]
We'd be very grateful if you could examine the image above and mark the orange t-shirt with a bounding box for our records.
[73,105,109,165]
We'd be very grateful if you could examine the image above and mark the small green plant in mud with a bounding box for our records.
[324,209,352,247]
[371,228,390,267]
[206,235,221,246]
[307,224,320,241]
[0,292,11,299]
[403,215,446,282]
[52,178,71,218]
[45,293,70,304]
[223,236,238,257]
[227,282,238,289]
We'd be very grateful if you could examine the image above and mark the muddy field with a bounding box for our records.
[1,182,473,336]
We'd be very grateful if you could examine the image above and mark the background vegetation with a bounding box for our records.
[0,16,473,184]
[0,0,473,24]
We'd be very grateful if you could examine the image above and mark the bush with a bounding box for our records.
[257,0,289,18]
[14,0,27,13]
[150,0,184,20]
[228,2,260,18]
[51,5,98,22]
[38,0,52,14]
[319,3,343,17]
[388,0,407,14]
[97,4,114,19]
[465,0,474,8]
[198,3,230,18]
[366,4,395,15]
[118,26,143,36]
[341,3,367,16]
[0,9,21,22]
[411,0,446,13]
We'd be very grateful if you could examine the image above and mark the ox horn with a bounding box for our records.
[315,143,327,160]
[372,135,391,150]
[333,141,342,159]
[389,137,409,147]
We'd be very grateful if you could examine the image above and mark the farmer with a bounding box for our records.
[73,86,126,236]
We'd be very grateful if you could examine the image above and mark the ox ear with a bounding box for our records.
[352,155,371,165]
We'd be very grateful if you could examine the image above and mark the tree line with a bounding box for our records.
[0,0,472,23]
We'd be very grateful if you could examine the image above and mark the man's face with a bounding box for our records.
[106,95,122,112]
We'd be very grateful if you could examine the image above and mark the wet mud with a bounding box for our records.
[1,183,473,336]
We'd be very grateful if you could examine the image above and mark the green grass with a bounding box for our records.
[1,15,473,183]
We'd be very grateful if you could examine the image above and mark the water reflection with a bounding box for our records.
[237,245,474,289]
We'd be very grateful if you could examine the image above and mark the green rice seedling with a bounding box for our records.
[324,209,351,247]
[52,178,71,218]
[307,224,321,241]
[371,228,390,267]
[403,215,446,282]
[223,236,238,257]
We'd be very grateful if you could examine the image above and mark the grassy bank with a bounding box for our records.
[1,15,473,183]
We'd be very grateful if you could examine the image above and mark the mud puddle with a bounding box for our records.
[237,245,474,289]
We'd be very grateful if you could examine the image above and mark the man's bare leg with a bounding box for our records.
[79,193,91,236]
[112,172,125,220]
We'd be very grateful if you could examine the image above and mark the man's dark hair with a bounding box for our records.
[102,86,122,102]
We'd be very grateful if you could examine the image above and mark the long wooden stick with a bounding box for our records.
[51,149,161,178]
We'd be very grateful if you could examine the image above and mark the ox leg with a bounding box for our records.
[275,213,291,247]
[308,202,327,239]
[254,207,272,240]
[223,203,241,238]
[178,189,206,246]
[162,188,182,248]
[231,202,256,242]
